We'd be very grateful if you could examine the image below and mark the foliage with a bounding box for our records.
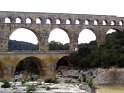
[45,85,50,90]
[1,80,11,88]
[84,76,95,89]
[48,41,69,50]
[68,31,124,69]
[27,85,37,92]
[15,58,39,75]
[44,78,58,83]
[8,40,38,51]
[8,40,69,51]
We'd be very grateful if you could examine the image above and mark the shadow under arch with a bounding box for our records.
[14,56,45,80]
[55,56,74,71]
[78,28,96,44]
[8,28,39,50]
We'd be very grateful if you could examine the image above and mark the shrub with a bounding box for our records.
[45,85,50,90]
[1,80,11,88]
[27,85,37,93]
[21,80,26,85]
[84,76,95,89]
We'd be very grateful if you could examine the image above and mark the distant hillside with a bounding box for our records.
[8,40,38,51]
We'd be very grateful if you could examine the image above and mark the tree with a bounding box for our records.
[48,41,69,50]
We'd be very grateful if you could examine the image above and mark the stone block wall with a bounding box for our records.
[93,68,124,85]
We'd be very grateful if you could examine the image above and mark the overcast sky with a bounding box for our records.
[2,0,123,44]
[1,0,124,16]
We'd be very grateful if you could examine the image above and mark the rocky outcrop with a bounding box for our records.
[56,66,124,86]
[93,68,124,85]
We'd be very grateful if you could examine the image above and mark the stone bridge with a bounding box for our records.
[0,11,124,51]
[0,51,69,80]
[0,11,124,80]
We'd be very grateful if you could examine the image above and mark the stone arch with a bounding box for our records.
[46,18,51,24]
[75,19,80,24]
[15,17,22,23]
[56,19,61,24]
[111,20,116,25]
[78,28,97,44]
[94,20,98,25]
[14,56,45,79]
[66,19,71,24]
[26,17,32,23]
[85,19,89,25]
[103,20,107,25]
[106,28,123,35]
[48,28,70,44]
[119,21,123,26]
[5,17,11,23]
[8,28,39,50]
[36,18,41,24]
[56,56,69,70]
[105,28,123,44]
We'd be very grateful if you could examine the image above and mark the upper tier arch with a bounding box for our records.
[0,11,124,51]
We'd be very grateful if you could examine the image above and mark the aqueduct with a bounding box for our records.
[0,11,124,80]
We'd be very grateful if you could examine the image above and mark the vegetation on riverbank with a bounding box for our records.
[68,31,124,69]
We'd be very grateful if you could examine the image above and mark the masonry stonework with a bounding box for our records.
[0,11,124,80]
[0,11,124,51]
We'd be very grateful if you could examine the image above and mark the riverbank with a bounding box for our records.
[0,82,87,93]
[96,86,124,93]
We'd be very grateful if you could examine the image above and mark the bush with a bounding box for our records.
[45,85,50,90]
[1,80,11,88]
[84,76,95,89]
[27,85,37,93]
[45,78,58,83]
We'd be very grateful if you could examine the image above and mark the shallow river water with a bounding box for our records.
[96,86,124,93]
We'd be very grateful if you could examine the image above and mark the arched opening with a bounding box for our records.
[5,17,11,23]
[48,28,70,50]
[46,18,51,24]
[26,18,32,24]
[56,19,61,24]
[16,17,21,23]
[85,20,89,25]
[111,20,115,25]
[56,56,69,69]
[103,20,107,25]
[9,28,38,51]
[14,57,41,81]
[75,19,80,24]
[106,29,116,34]
[119,21,123,26]
[78,29,96,44]
[105,29,121,48]
[36,18,41,24]
[94,20,98,25]
[66,19,71,24]
[56,56,70,75]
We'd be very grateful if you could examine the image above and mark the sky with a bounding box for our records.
[1,0,123,44]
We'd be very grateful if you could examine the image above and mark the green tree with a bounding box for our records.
[48,41,69,50]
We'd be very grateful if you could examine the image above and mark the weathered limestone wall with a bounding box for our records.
[0,11,124,51]
[0,51,68,80]
[93,68,124,85]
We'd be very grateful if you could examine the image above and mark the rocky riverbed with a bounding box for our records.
[0,82,88,93]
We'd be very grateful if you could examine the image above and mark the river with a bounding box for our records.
[96,86,124,93]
